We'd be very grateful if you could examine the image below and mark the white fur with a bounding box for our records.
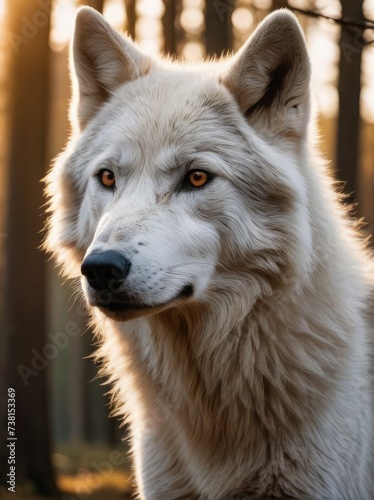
[44,7,374,499]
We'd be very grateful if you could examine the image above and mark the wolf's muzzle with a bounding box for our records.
[81,250,131,291]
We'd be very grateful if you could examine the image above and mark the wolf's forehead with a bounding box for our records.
[109,74,237,145]
[86,73,247,175]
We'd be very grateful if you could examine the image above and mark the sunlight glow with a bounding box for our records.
[1,0,373,123]
[50,0,77,52]
[136,18,162,38]
[307,19,340,118]
[103,0,126,31]
[364,0,374,17]
[183,0,204,8]
[180,0,205,60]
[361,86,374,124]
[289,0,341,17]
[180,8,204,33]
[136,0,165,19]
[361,46,374,124]
[362,1,374,122]
[182,41,204,61]
[138,38,160,54]
[314,0,341,17]
[232,8,253,34]
[252,0,271,10]
[135,0,164,55]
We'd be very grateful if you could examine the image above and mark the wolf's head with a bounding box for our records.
[45,8,314,322]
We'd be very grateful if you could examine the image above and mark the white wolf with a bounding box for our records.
[45,6,374,499]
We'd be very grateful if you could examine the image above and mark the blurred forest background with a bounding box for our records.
[0,0,373,499]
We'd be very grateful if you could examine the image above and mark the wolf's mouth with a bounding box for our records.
[95,284,194,321]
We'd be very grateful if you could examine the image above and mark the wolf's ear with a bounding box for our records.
[71,7,151,130]
[221,11,311,140]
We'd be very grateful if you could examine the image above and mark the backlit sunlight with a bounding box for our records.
[103,0,126,30]
[0,0,373,120]
[50,0,77,52]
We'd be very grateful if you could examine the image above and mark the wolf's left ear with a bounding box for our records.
[221,10,311,140]
[71,7,151,130]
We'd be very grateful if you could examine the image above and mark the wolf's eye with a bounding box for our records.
[98,169,115,188]
[188,170,210,188]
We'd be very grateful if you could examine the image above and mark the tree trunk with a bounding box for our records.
[80,0,104,11]
[336,0,364,202]
[125,0,136,40]
[162,0,177,55]
[272,0,288,9]
[0,0,57,494]
[205,0,233,56]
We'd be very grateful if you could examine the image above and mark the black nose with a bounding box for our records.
[81,251,131,291]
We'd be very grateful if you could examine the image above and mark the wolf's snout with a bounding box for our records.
[81,250,131,291]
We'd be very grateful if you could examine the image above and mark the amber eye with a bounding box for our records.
[188,170,210,188]
[99,169,115,188]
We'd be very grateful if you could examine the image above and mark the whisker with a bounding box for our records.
[167,261,208,270]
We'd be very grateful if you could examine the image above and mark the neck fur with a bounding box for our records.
[129,262,351,438]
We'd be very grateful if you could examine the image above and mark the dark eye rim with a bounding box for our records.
[184,169,214,190]
[96,168,116,189]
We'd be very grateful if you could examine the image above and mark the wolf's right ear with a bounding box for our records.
[71,7,151,130]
